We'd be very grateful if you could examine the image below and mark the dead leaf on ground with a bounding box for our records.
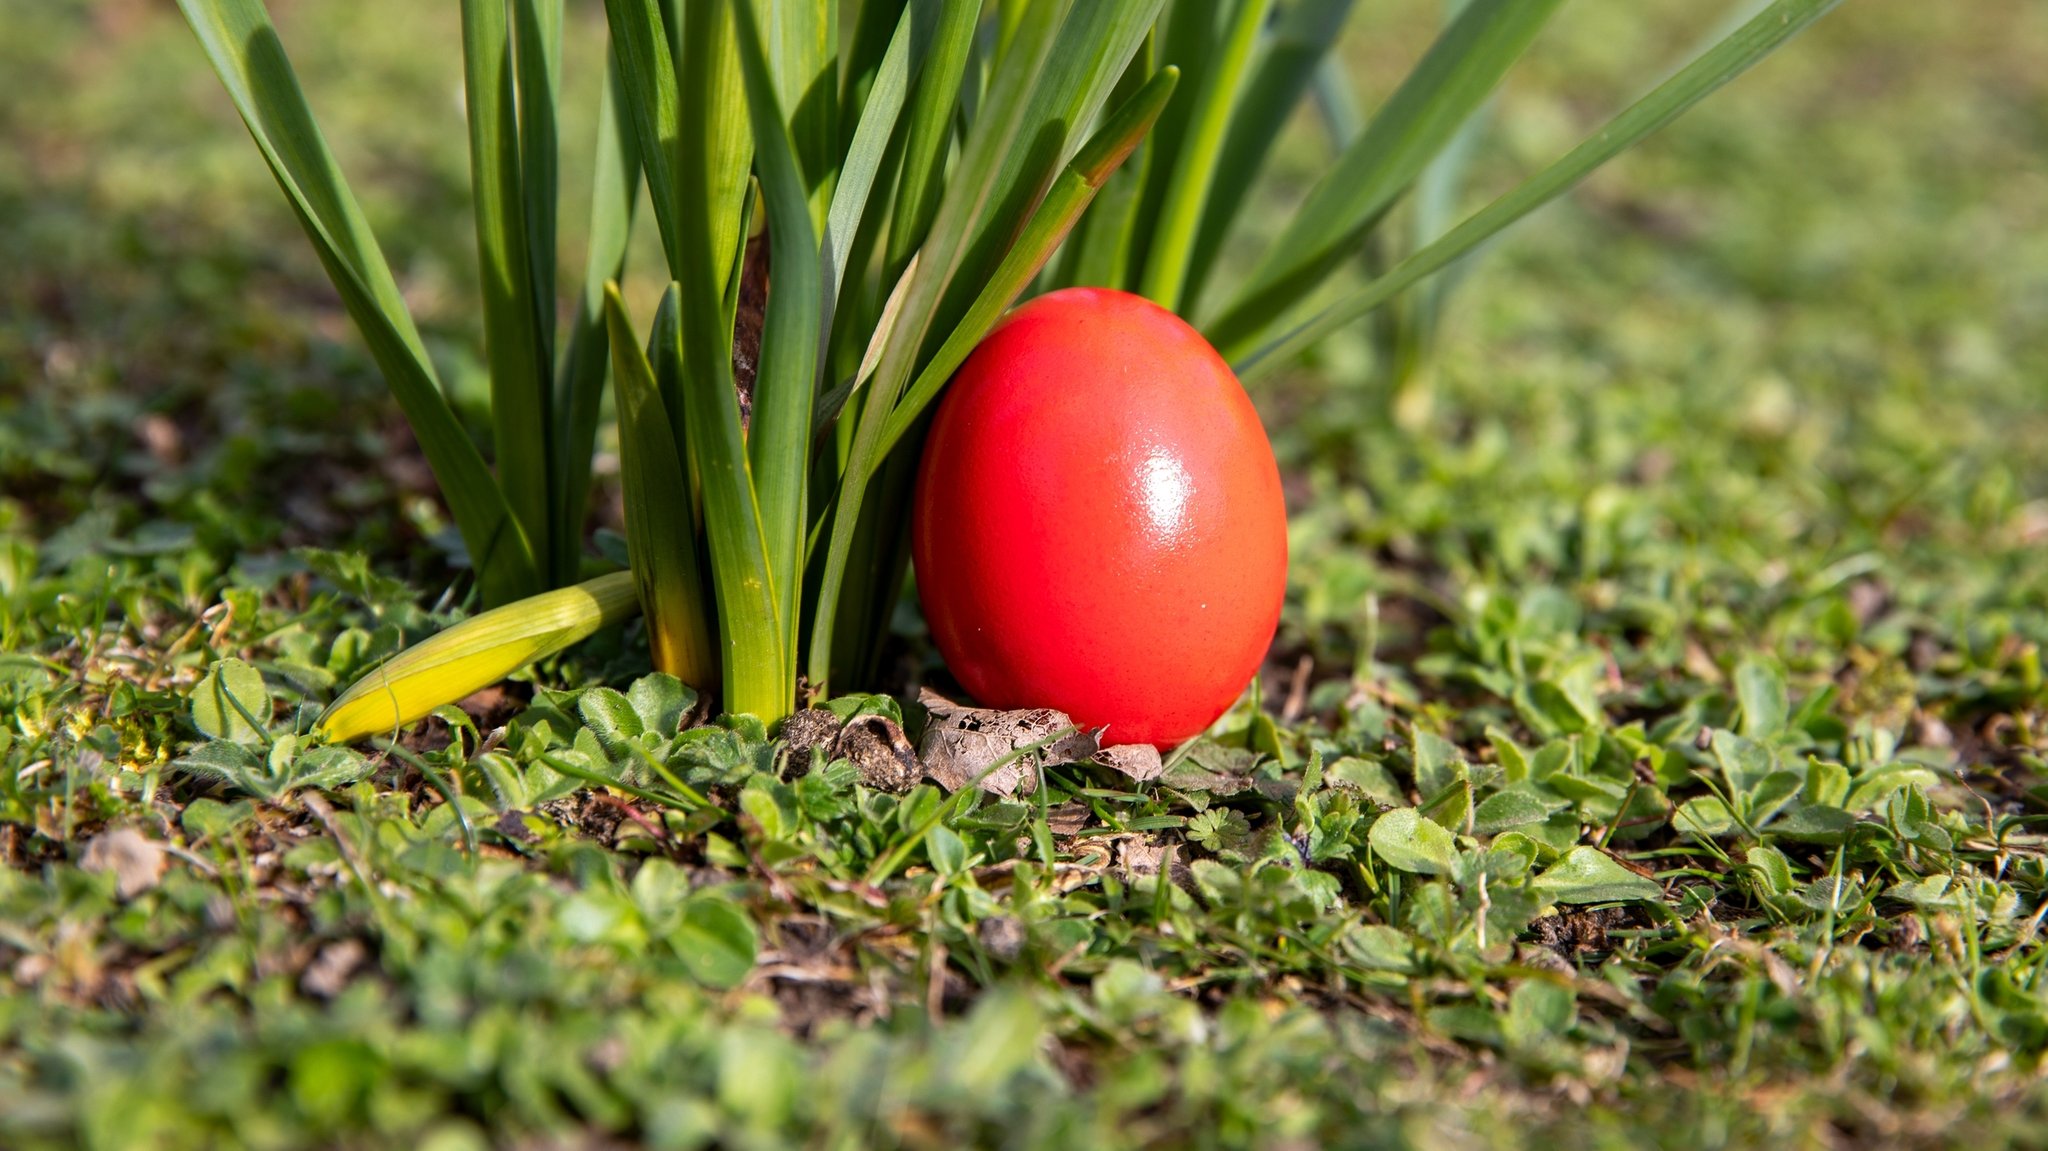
[80,828,166,899]
[1090,742,1164,782]
[301,938,368,998]
[917,688,1098,797]
[1044,801,1091,838]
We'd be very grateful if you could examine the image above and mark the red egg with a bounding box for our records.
[912,287,1287,748]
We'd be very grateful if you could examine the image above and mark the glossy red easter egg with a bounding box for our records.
[911,287,1287,748]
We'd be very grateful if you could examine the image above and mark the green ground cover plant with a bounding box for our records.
[175,0,1836,737]
[2,0,2046,1147]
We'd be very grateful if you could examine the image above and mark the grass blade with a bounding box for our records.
[733,0,825,701]
[551,51,642,587]
[807,0,1072,693]
[822,0,924,343]
[1380,0,1495,421]
[1136,0,1271,311]
[760,0,838,220]
[512,0,562,369]
[601,0,685,276]
[655,274,783,721]
[1231,0,1845,374]
[462,0,558,579]
[819,52,1176,689]
[933,0,1163,341]
[317,572,640,744]
[883,0,984,278]
[837,0,907,139]
[1206,0,1565,347]
[1180,0,1356,309]
[1125,0,1220,288]
[1052,35,1153,289]
[177,0,539,606]
[813,252,920,453]
[1311,48,1363,147]
[692,1,757,307]
[879,66,1180,458]
[669,0,784,724]
[603,285,717,687]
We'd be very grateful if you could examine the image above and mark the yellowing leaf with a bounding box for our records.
[316,572,639,744]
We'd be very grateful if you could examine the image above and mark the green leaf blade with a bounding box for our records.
[317,572,641,744]
[1136,0,1271,312]
[462,0,558,575]
[1231,0,1845,373]
[177,0,540,605]
[733,0,826,698]
[1208,0,1565,347]
[551,51,643,587]
[1533,846,1665,905]
[603,285,717,690]
[877,65,1180,459]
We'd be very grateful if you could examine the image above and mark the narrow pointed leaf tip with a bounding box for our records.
[316,571,640,744]
[1076,66,1179,186]
[1228,0,1845,372]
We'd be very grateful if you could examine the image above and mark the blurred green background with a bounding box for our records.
[4,3,2048,1146]
[2,0,2042,648]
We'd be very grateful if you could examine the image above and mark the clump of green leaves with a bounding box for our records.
[177,0,1842,736]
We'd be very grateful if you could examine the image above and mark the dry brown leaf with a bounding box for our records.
[1090,742,1164,782]
[917,688,1097,797]
[80,828,166,900]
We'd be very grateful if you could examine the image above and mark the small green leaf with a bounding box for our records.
[1326,756,1405,806]
[174,740,266,791]
[1342,923,1418,973]
[1189,858,1245,905]
[180,797,254,842]
[627,673,695,737]
[192,658,271,746]
[292,746,374,791]
[1673,796,1735,838]
[1887,875,1957,910]
[1368,808,1458,876]
[673,896,758,989]
[1419,777,1473,834]
[1504,980,1576,1047]
[1804,757,1852,808]
[1473,785,1568,835]
[1745,844,1796,897]
[1846,765,1941,813]
[927,825,968,876]
[1412,729,1465,796]
[1770,804,1856,844]
[1533,847,1663,905]
[1794,875,1864,915]
[1736,656,1789,738]
[739,785,789,841]
[579,687,643,752]
[631,857,688,917]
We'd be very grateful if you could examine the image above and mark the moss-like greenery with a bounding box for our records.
[3,2,2044,1147]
